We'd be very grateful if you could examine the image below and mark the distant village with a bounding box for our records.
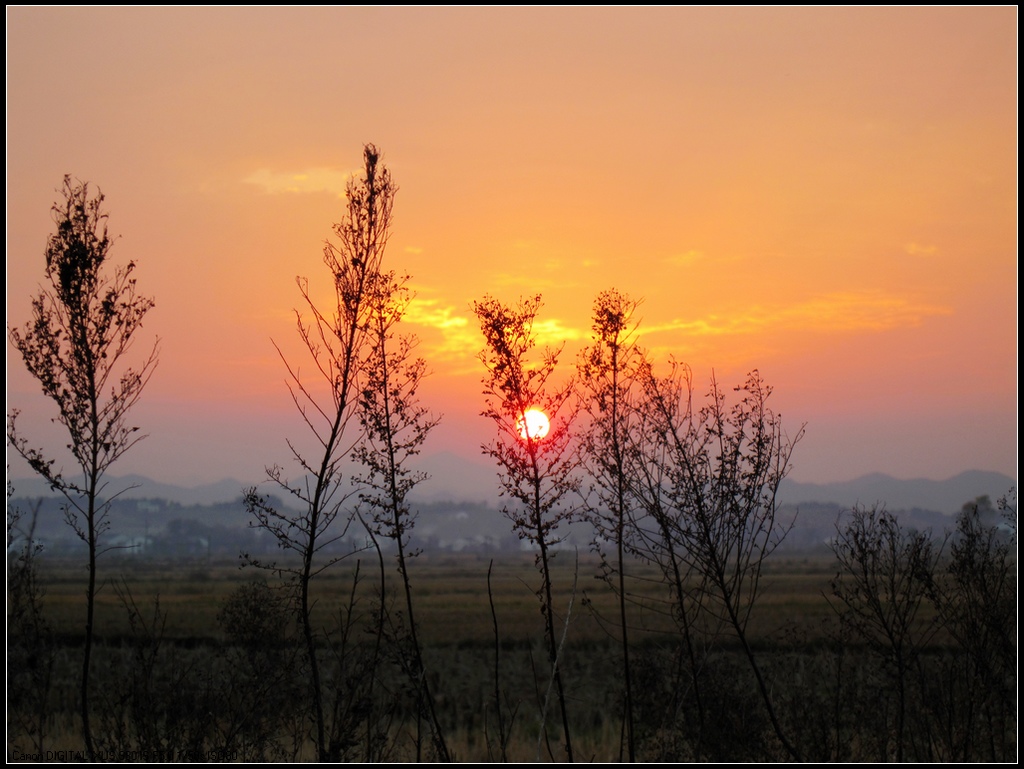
[8,492,976,560]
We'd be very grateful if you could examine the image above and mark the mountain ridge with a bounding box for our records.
[778,469,1016,515]
[9,465,1015,515]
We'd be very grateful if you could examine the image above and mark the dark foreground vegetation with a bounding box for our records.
[7,493,1017,762]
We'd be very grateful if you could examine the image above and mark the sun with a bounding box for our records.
[517,408,550,441]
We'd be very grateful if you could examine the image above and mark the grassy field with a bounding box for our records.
[9,550,1013,762]
[28,551,839,645]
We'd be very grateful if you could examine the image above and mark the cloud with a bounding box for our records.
[784,292,950,332]
[640,291,952,338]
[401,297,585,369]
[402,298,479,365]
[405,299,470,332]
[532,318,585,345]
[904,242,939,256]
[243,167,351,197]
[664,249,706,267]
[641,317,750,337]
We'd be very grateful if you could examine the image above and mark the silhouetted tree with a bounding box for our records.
[576,288,645,761]
[829,505,943,761]
[640,367,804,760]
[474,294,578,761]
[243,144,396,761]
[613,362,710,758]
[354,268,449,760]
[925,494,1016,760]
[8,177,159,759]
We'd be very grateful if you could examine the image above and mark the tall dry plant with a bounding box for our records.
[243,144,396,761]
[8,177,159,759]
[576,288,646,761]
[354,268,449,760]
[639,367,804,760]
[474,294,578,761]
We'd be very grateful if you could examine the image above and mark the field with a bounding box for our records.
[27,552,837,645]
[9,547,1014,762]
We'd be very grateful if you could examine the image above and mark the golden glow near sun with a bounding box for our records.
[517,408,550,441]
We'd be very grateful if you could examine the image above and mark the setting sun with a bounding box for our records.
[517,408,550,441]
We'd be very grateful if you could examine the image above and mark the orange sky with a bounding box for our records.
[6,7,1017,489]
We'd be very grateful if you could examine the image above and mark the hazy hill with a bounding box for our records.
[7,474,249,507]
[9,465,1014,512]
[8,465,1014,557]
[6,452,498,507]
[778,469,1015,515]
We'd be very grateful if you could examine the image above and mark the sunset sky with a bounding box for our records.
[6,7,1017,492]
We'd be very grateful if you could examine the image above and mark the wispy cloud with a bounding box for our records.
[664,249,706,267]
[402,298,478,364]
[405,299,470,333]
[244,167,351,197]
[532,318,585,346]
[402,297,585,368]
[785,292,951,331]
[904,242,939,256]
[641,291,952,338]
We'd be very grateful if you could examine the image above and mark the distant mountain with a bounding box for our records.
[414,458,1018,514]
[8,452,501,507]
[7,474,250,507]
[9,466,1016,516]
[11,466,1014,557]
[778,470,1016,515]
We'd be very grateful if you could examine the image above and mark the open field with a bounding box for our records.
[27,552,839,646]
[12,548,1013,762]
